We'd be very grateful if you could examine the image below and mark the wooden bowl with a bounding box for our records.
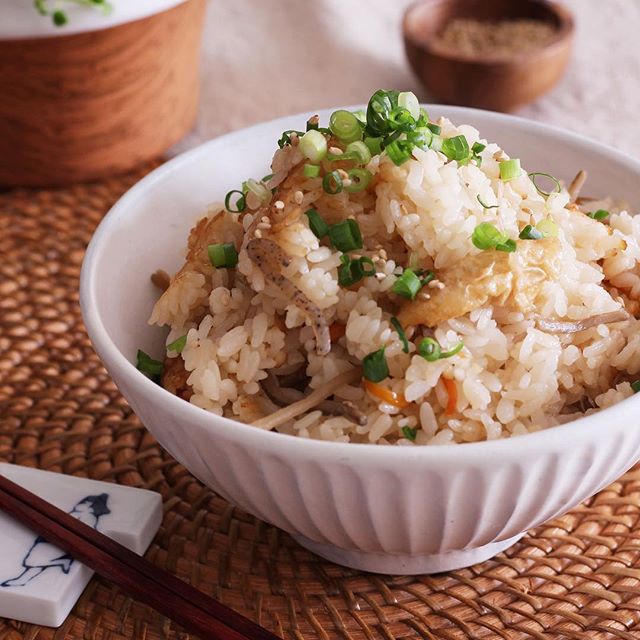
[0,0,205,187]
[403,0,574,112]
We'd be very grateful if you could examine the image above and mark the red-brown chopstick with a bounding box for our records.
[0,473,280,640]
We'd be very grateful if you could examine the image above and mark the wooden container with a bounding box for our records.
[0,0,205,187]
[403,0,574,112]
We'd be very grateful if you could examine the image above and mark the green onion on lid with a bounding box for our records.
[390,316,409,353]
[167,334,187,354]
[392,268,423,300]
[362,347,389,382]
[299,129,328,163]
[208,243,239,268]
[328,219,363,252]
[136,350,163,382]
[499,159,522,181]
[329,110,363,143]
[305,208,329,239]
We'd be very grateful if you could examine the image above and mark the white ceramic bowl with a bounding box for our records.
[80,106,640,575]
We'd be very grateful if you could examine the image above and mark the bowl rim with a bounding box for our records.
[402,0,575,65]
[81,103,640,462]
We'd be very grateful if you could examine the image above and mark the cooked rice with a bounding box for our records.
[149,113,640,445]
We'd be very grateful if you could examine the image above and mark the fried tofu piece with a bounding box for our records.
[398,239,561,327]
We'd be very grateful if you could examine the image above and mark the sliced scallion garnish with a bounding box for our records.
[536,218,559,238]
[208,243,239,268]
[277,129,304,149]
[167,335,187,354]
[299,129,328,163]
[528,172,561,197]
[499,159,522,181]
[418,338,464,362]
[362,347,389,382]
[338,254,376,287]
[385,139,413,166]
[224,190,246,213]
[632,380,640,393]
[472,223,516,253]
[345,140,372,164]
[519,224,544,240]
[329,110,363,143]
[322,170,343,194]
[392,268,423,300]
[427,122,441,135]
[441,135,470,162]
[345,168,372,193]
[477,194,498,209]
[401,426,417,441]
[397,91,420,120]
[305,208,328,239]
[303,164,321,178]
[390,317,409,353]
[327,219,363,252]
[136,350,163,382]
[364,136,383,156]
[588,209,610,221]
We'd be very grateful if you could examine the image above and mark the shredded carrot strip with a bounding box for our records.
[329,323,346,341]
[364,379,409,409]
[443,377,457,415]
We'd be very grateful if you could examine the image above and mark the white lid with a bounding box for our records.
[1,0,189,40]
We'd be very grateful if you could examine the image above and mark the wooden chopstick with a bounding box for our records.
[0,473,279,640]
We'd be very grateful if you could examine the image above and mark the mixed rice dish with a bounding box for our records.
[142,89,640,445]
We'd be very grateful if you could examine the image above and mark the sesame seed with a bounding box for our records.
[374,273,386,280]
[274,200,285,210]
[329,146,342,155]
[337,169,349,180]
[342,179,352,188]
[293,191,304,204]
[418,292,431,301]
[261,216,270,223]
[427,279,441,289]
[254,229,263,238]
[436,282,445,290]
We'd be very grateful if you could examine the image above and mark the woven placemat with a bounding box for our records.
[2,167,640,640]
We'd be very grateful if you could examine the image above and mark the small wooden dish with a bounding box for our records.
[403,0,574,112]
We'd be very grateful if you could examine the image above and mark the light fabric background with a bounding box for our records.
[177,0,640,157]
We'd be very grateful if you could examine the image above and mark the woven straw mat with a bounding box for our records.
[2,165,640,640]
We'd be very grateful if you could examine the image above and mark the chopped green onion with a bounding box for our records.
[519,224,544,240]
[441,135,470,162]
[244,178,271,206]
[303,164,321,178]
[167,334,187,354]
[328,219,363,251]
[430,135,443,152]
[224,190,246,213]
[338,254,376,287]
[136,350,163,382]
[472,222,505,250]
[407,127,433,150]
[632,380,640,393]
[299,129,328,163]
[208,243,238,268]
[386,139,414,166]
[472,142,486,154]
[365,89,399,136]
[364,136,383,156]
[329,110,362,143]
[305,208,328,239]
[477,194,498,209]
[496,239,517,253]
[322,170,343,194]
[537,218,559,238]
[326,149,359,162]
[402,426,417,441]
[261,173,274,183]
[416,108,429,127]
[397,91,421,120]
[418,338,464,362]
[352,109,367,123]
[499,159,522,181]
[390,316,409,353]
[345,140,372,164]
[420,270,435,286]
[588,209,610,221]
[528,172,561,197]
[408,252,420,271]
[278,129,304,148]
[345,168,372,193]
[392,268,422,300]
[426,123,441,135]
[362,347,389,382]
[388,107,416,131]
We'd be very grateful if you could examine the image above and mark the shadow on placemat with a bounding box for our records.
[1,164,640,640]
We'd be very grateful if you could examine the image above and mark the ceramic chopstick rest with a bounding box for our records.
[0,463,162,627]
